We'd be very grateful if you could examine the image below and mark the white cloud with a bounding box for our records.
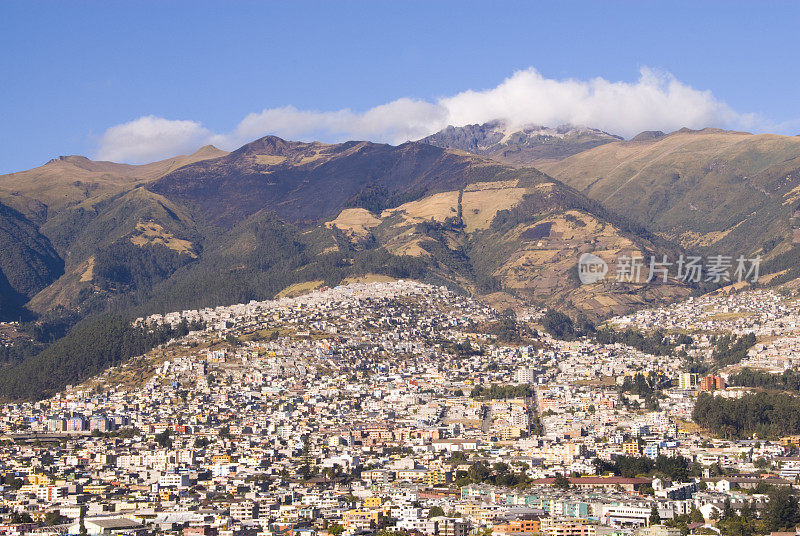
[441,67,742,137]
[95,67,761,163]
[95,116,214,163]
[231,99,447,146]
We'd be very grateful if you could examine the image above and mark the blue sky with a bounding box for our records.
[1,1,798,172]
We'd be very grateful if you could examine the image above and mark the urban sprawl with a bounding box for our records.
[3,281,800,536]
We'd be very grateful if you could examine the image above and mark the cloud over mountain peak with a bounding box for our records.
[96,67,758,164]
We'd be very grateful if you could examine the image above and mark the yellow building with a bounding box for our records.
[425,469,450,486]
[342,509,384,531]
[212,454,232,464]
[780,435,800,447]
[364,497,383,508]
[27,473,52,486]
[500,427,523,440]
[84,484,109,495]
[622,441,640,456]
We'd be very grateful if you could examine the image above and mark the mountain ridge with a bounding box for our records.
[0,134,689,326]
[421,121,623,166]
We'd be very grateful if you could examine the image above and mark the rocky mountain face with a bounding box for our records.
[149,137,510,227]
[421,121,622,166]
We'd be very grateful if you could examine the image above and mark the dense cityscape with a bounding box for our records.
[2,281,800,536]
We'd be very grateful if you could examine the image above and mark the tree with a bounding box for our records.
[449,451,468,465]
[155,428,172,448]
[740,500,755,522]
[552,473,571,490]
[10,511,33,524]
[467,462,490,483]
[79,506,88,536]
[649,505,661,526]
[44,510,65,525]
[766,487,800,532]
[328,524,345,536]
[541,310,575,340]
[689,507,705,524]
[722,497,734,520]
[428,506,445,518]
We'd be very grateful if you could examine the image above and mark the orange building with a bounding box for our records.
[493,517,541,535]
[700,375,725,392]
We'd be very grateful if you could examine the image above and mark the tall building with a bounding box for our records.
[516,367,536,384]
[677,373,698,389]
[700,375,725,392]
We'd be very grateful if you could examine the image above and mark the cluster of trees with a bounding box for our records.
[704,489,800,536]
[729,368,800,391]
[762,488,800,532]
[711,333,757,367]
[618,372,669,397]
[594,329,691,356]
[94,241,195,294]
[9,511,33,524]
[0,316,200,401]
[762,246,800,288]
[0,472,24,489]
[539,310,595,340]
[296,462,350,482]
[487,315,537,343]
[155,428,173,448]
[539,310,692,358]
[441,340,483,357]
[0,311,84,366]
[470,384,533,399]
[346,183,391,214]
[345,182,424,215]
[593,455,695,481]
[552,473,571,490]
[454,461,532,488]
[693,391,800,439]
[0,338,42,366]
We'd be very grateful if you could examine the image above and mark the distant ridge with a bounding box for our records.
[420,121,622,166]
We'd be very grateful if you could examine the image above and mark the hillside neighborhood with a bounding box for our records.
[2,281,800,536]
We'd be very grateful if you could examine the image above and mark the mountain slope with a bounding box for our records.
[0,133,711,323]
[0,145,228,219]
[535,128,800,258]
[0,134,685,322]
[421,121,622,166]
[326,174,688,317]
[0,202,63,319]
[148,136,520,228]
